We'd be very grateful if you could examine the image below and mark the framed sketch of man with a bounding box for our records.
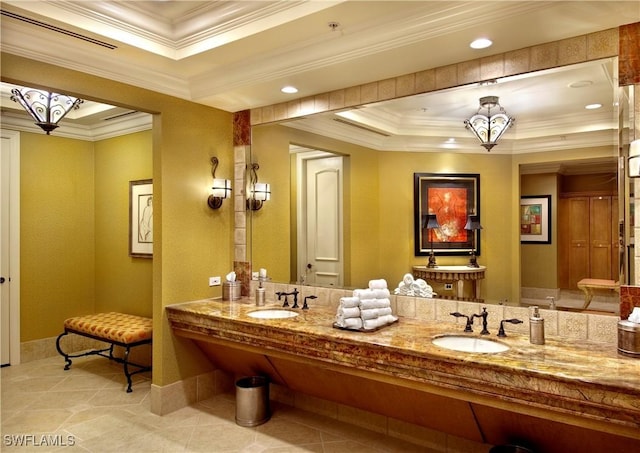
[129,179,153,258]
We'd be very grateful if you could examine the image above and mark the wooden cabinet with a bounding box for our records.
[560,195,618,289]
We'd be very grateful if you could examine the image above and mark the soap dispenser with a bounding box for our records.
[529,306,545,345]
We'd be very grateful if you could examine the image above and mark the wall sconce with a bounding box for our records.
[207,157,232,209]
[464,215,483,268]
[425,214,440,268]
[246,163,270,211]
[629,140,640,178]
[10,87,83,135]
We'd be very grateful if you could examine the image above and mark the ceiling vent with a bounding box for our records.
[0,9,117,50]
[333,117,391,137]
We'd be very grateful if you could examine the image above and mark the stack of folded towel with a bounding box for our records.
[334,279,398,330]
[394,273,435,298]
[335,296,363,329]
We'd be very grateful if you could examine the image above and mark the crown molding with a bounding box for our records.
[0,111,151,141]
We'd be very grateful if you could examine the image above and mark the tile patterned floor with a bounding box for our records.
[1,356,440,452]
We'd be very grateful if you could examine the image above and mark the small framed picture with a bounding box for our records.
[129,179,153,258]
[520,195,551,244]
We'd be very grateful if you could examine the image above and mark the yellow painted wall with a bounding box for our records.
[19,130,153,341]
[378,151,514,302]
[94,131,153,316]
[3,53,233,387]
[520,173,559,289]
[251,124,379,288]
[20,133,95,340]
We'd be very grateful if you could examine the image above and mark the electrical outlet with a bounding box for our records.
[444,283,453,290]
[209,276,221,286]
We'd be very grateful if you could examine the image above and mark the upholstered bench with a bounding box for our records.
[577,279,619,309]
[55,312,152,392]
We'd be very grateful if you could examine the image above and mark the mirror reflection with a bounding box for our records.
[251,57,623,313]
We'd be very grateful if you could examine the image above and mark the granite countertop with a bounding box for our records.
[166,298,640,437]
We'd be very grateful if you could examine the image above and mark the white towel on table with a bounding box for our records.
[338,306,360,318]
[339,296,360,308]
[360,298,391,310]
[353,288,376,300]
[360,307,393,320]
[368,279,388,290]
[342,318,363,329]
[371,288,390,299]
[360,308,380,320]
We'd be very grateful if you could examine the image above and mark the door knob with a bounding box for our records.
[0,277,5,284]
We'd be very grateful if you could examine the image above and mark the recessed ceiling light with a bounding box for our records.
[281,86,298,94]
[585,103,602,110]
[470,38,492,49]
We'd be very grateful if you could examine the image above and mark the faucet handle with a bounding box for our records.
[497,318,523,337]
[303,295,317,310]
[450,312,473,332]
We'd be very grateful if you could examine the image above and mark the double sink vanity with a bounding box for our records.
[166,294,640,451]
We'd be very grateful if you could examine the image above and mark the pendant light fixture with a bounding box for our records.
[10,87,83,135]
[464,96,514,151]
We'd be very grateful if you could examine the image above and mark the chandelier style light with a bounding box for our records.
[10,87,83,135]
[464,96,514,151]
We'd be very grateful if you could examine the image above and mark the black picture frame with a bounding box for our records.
[414,173,480,256]
[520,195,551,244]
[129,179,153,258]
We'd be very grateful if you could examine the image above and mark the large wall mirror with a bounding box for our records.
[250,56,629,312]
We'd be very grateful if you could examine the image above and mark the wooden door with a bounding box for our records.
[589,196,612,279]
[611,196,620,281]
[568,197,590,288]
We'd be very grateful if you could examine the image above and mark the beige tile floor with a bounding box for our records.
[1,356,441,452]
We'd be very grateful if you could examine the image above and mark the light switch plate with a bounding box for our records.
[209,276,221,286]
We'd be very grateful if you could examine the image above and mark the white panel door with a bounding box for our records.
[1,129,20,366]
[303,156,343,287]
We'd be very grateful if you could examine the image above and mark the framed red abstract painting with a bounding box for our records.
[414,173,480,256]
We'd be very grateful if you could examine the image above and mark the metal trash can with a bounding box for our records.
[223,281,241,301]
[235,376,270,427]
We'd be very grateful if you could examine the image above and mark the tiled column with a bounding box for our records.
[233,111,251,295]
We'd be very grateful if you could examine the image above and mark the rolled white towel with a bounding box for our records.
[376,307,393,317]
[380,314,398,324]
[343,318,363,329]
[402,273,414,285]
[338,306,360,318]
[372,288,391,299]
[360,298,390,310]
[363,318,383,330]
[368,279,388,290]
[360,308,380,320]
[339,296,360,308]
[353,288,376,299]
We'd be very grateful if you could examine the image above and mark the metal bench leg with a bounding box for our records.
[55,331,72,370]
[123,346,133,393]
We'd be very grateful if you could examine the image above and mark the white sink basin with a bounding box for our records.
[432,335,509,353]
[247,309,299,319]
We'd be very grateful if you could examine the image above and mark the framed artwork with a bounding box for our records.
[414,173,480,256]
[520,195,551,244]
[129,179,153,258]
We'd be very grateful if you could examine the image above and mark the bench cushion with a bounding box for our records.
[64,312,152,344]
[577,279,618,289]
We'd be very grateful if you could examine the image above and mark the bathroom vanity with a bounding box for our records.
[166,298,640,452]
